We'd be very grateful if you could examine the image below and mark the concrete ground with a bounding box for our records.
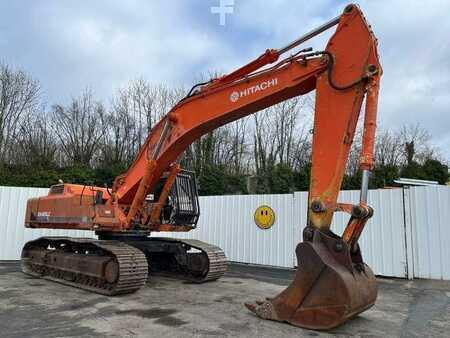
[0,262,449,338]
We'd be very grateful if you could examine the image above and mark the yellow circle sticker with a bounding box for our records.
[254,205,275,229]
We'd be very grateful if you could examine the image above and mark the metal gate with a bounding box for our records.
[405,186,450,280]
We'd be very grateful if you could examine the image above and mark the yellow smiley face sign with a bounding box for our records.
[254,205,275,229]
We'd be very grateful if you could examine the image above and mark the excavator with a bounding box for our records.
[21,4,381,330]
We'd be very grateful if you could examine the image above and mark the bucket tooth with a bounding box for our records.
[245,227,377,330]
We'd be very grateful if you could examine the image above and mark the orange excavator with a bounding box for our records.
[21,4,381,330]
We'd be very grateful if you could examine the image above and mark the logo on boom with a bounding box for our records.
[229,78,278,102]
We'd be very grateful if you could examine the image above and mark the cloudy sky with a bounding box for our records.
[1,0,449,160]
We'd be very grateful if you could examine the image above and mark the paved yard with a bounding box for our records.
[0,262,449,337]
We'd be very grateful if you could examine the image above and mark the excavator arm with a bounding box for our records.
[23,4,382,330]
[113,3,381,240]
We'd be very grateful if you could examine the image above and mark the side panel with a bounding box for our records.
[25,194,96,230]
[0,186,94,260]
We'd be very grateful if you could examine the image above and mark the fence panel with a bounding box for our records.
[158,194,296,268]
[293,189,407,278]
[408,186,450,280]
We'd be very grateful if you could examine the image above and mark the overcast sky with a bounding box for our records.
[1,0,449,161]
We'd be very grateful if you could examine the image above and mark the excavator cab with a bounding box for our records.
[150,170,200,226]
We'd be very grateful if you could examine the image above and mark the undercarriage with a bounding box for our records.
[21,234,227,295]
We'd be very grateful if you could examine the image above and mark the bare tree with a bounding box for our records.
[182,129,224,173]
[52,89,107,166]
[374,123,437,169]
[13,109,57,167]
[251,96,313,187]
[101,105,138,167]
[374,128,403,167]
[224,118,250,175]
[151,84,185,119]
[399,123,435,164]
[0,64,40,163]
[111,79,154,154]
[253,109,276,179]
[107,81,185,167]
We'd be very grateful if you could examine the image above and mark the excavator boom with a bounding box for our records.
[22,3,382,330]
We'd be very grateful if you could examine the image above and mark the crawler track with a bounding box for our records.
[147,238,228,282]
[21,236,227,295]
[21,237,148,295]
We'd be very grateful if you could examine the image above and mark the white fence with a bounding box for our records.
[164,189,407,278]
[406,186,450,280]
[0,185,449,280]
[174,194,297,268]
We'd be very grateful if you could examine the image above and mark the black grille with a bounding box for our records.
[169,170,200,226]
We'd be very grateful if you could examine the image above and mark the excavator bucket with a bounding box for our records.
[245,226,377,330]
